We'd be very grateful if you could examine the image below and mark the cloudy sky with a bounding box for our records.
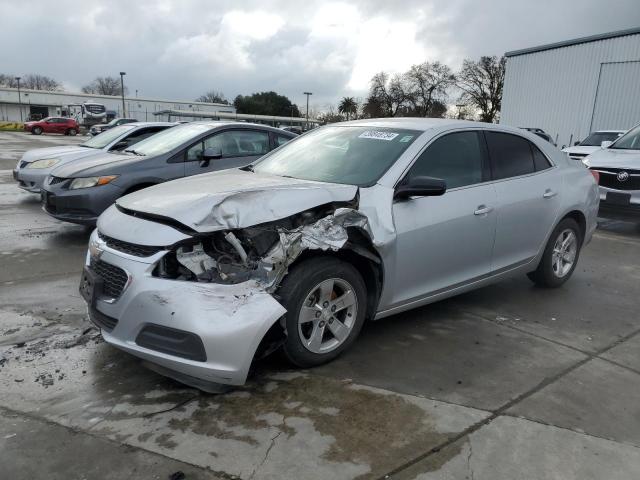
[1,0,639,109]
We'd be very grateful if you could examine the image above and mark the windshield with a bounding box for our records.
[81,125,137,149]
[123,123,212,156]
[254,126,420,186]
[610,125,640,150]
[106,118,119,126]
[580,131,622,146]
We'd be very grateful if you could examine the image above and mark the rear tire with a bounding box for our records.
[67,128,78,136]
[527,218,582,288]
[32,126,43,135]
[278,257,367,368]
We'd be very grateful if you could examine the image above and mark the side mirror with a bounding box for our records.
[202,147,222,161]
[601,140,613,149]
[112,140,129,151]
[574,141,580,146]
[395,176,446,200]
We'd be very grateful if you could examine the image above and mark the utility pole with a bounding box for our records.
[303,92,312,130]
[15,77,22,122]
[119,72,126,117]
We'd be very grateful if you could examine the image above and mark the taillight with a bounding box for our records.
[590,170,600,184]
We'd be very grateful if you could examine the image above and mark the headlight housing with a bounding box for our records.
[69,175,119,190]
[26,158,60,169]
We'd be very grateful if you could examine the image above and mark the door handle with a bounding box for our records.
[474,205,493,216]
[543,189,557,199]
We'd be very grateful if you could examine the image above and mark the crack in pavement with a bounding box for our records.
[247,415,286,480]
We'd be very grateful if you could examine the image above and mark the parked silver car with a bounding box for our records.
[562,130,625,162]
[13,122,175,193]
[81,118,599,391]
[584,123,640,221]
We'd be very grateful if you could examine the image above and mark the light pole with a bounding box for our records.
[119,72,126,117]
[15,77,22,122]
[303,92,312,130]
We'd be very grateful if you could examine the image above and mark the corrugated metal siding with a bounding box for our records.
[590,61,640,131]
[501,33,640,147]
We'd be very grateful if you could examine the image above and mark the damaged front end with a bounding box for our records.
[154,203,373,293]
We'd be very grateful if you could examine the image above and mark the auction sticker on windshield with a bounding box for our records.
[358,131,399,141]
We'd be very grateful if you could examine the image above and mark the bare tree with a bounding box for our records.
[456,56,506,123]
[82,76,128,96]
[404,62,455,117]
[0,73,60,91]
[366,72,410,117]
[195,90,228,104]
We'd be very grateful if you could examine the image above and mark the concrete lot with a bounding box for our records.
[1,131,639,480]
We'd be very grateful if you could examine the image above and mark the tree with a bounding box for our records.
[404,62,455,117]
[338,97,358,120]
[195,90,228,104]
[0,73,60,91]
[82,76,128,96]
[233,91,301,117]
[456,56,506,123]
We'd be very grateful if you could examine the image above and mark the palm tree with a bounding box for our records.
[338,97,358,121]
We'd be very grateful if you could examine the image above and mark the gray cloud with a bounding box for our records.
[0,0,638,109]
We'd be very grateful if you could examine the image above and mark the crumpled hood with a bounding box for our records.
[585,148,640,168]
[116,169,359,232]
[21,145,88,163]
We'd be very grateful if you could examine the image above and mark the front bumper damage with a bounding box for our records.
[84,198,376,390]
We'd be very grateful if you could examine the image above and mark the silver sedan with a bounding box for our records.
[81,118,599,391]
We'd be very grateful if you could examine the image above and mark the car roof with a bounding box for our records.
[332,117,525,133]
[593,130,625,133]
[188,121,295,134]
[126,121,176,128]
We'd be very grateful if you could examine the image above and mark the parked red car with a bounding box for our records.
[24,117,80,136]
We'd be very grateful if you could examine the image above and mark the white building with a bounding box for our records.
[500,27,640,148]
[0,87,235,123]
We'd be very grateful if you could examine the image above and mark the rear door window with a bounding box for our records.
[485,131,536,180]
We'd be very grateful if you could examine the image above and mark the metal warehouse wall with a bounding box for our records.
[501,33,640,148]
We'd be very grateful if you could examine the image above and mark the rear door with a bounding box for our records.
[184,129,270,176]
[485,131,561,271]
[390,130,497,305]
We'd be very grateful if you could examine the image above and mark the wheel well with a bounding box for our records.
[286,233,383,321]
[123,183,156,195]
[563,210,586,241]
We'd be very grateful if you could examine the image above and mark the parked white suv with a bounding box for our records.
[563,130,625,162]
[584,124,640,221]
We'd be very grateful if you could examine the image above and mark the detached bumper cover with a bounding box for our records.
[84,229,286,386]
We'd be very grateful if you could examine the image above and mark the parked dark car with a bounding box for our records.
[89,118,138,136]
[24,117,80,136]
[41,122,296,225]
[520,127,555,145]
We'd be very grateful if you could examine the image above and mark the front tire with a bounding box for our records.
[527,218,582,288]
[32,126,43,135]
[278,257,367,368]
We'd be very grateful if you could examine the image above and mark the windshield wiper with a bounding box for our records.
[240,164,254,172]
[124,149,145,156]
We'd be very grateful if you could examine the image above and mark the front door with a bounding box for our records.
[390,130,497,307]
[184,129,271,176]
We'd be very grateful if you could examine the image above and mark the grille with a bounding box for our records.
[19,160,28,169]
[98,232,163,257]
[594,168,640,191]
[48,176,67,185]
[91,259,128,299]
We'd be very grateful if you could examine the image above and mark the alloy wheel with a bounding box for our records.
[551,229,577,278]
[298,278,358,354]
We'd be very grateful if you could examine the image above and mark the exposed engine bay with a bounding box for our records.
[153,203,373,292]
